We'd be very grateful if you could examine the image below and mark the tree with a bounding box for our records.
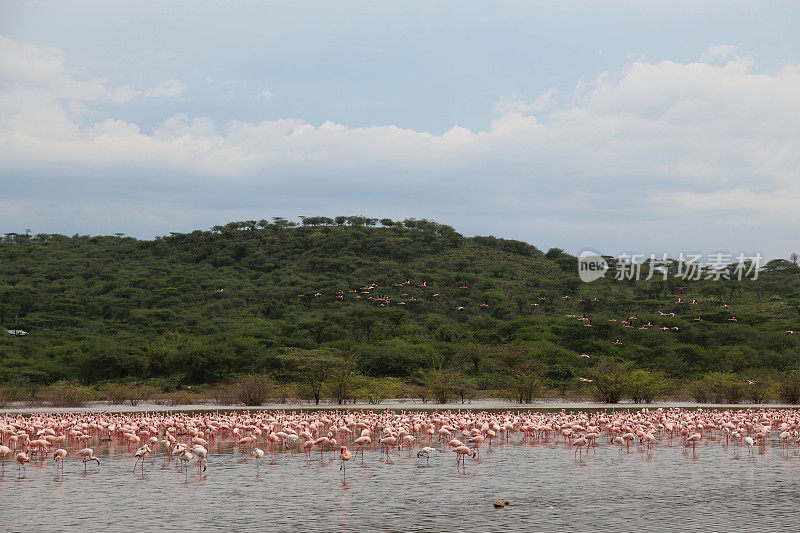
[420,369,461,403]
[588,359,630,403]
[626,369,670,403]
[327,360,360,404]
[281,348,340,404]
[233,374,273,405]
[504,360,543,403]
[775,369,800,404]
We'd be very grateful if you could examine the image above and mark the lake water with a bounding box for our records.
[3,431,799,532]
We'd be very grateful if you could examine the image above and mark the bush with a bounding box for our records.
[689,372,746,404]
[233,374,273,406]
[743,379,772,403]
[203,385,237,405]
[588,359,630,404]
[357,376,404,404]
[156,391,200,406]
[626,370,671,403]
[100,382,159,405]
[101,383,130,404]
[775,370,800,404]
[420,369,463,403]
[38,381,94,407]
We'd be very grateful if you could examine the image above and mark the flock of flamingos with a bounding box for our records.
[2,408,800,481]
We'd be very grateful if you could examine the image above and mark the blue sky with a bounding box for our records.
[1,1,799,258]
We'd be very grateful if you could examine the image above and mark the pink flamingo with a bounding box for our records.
[77,448,100,473]
[53,448,68,474]
[339,446,352,482]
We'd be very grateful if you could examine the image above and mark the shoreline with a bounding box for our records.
[2,398,793,415]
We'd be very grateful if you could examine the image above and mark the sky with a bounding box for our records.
[1,0,798,259]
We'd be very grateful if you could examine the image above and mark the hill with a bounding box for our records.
[1,216,799,403]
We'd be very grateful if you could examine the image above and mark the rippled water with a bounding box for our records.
[3,436,800,532]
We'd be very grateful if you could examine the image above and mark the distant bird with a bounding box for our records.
[613,340,623,345]
[579,354,591,358]
[578,378,594,383]
[728,316,738,322]
[694,317,703,322]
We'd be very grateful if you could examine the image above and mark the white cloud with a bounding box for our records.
[257,90,273,100]
[1,37,798,256]
[145,79,187,98]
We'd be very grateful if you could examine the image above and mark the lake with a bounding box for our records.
[3,413,799,532]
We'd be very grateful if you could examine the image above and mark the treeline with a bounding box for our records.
[1,216,799,404]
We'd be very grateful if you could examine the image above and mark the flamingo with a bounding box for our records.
[0,445,12,476]
[191,445,208,473]
[133,444,151,474]
[77,448,100,473]
[15,452,30,477]
[573,434,588,461]
[53,448,68,474]
[252,448,264,468]
[417,447,436,466]
[339,446,352,482]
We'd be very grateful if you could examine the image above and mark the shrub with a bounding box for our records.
[127,384,159,406]
[204,385,236,405]
[689,372,746,403]
[101,383,130,404]
[157,391,200,406]
[100,382,159,405]
[626,370,671,404]
[420,369,463,403]
[38,381,94,407]
[357,376,404,404]
[588,359,630,404]
[233,374,273,406]
[743,379,772,403]
[775,370,800,404]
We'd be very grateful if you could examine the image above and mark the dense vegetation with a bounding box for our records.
[1,216,799,405]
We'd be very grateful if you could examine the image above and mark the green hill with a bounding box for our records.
[1,216,799,402]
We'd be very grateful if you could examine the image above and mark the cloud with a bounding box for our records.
[256,90,273,100]
[1,37,798,257]
[145,79,187,98]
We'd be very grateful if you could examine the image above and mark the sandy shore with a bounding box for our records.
[2,398,793,414]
